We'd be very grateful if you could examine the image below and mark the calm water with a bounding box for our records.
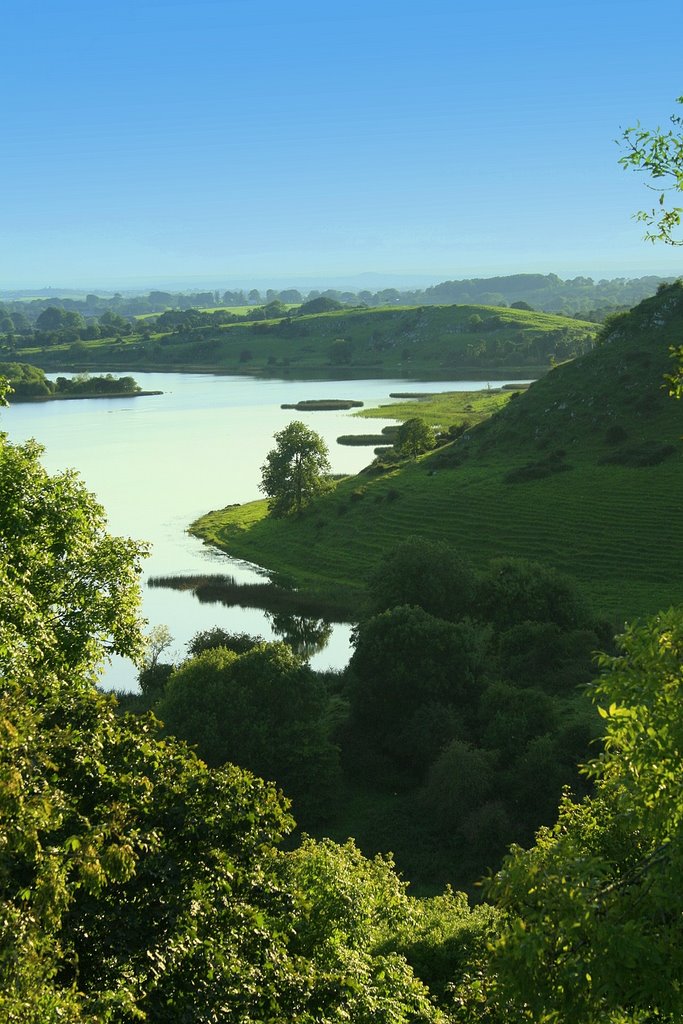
[3,372,528,688]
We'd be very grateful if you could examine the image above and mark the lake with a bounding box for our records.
[3,371,528,688]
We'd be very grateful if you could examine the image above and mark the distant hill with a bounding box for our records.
[192,284,683,623]
[30,303,597,378]
[1,271,677,317]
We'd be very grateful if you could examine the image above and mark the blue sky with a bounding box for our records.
[3,0,683,289]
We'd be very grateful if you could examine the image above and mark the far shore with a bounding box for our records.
[8,390,163,404]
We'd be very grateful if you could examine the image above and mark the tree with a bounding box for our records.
[259,420,331,517]
[473,556,594,632]
[156,641,342,820]
[0,435,147,678]
[35,306,65,331]
[480,609,683,1023]
[0,392,298,1018]
[619,95,683,245]
[367,536,476,621]
[347,606,491,783]
[282,838,445,1023]
[329,338,354,365]
[395,417,436,458]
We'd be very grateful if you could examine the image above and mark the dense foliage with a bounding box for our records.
[1,400,481,1021]
[156,641,341,821]
[145,535,607,886]
[480,610,683,1023]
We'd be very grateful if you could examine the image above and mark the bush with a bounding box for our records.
[604,424,629,445]
[368,536,476,622]
[474,557,593,631]
[187,627,263,656]
[504,450,571,483]
[598,441,677,466]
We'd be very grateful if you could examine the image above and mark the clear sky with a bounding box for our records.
[3,0,683,290]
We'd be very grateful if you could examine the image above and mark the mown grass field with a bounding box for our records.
[191,449,682,625]
[192,287,683,625]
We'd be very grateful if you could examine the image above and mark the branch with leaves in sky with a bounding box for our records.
[619,95,683,245]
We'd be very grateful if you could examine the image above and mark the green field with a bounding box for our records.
[355,387,520,428]
[27,302,597,379]
[191,287,683,625]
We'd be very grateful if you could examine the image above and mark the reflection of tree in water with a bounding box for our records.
[267,613,333,659]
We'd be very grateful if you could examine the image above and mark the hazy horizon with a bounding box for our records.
[2,265,682,299]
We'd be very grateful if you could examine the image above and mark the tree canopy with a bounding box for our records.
[259,419,331,517]
[479,609,683,1024]
[395,417,436,458]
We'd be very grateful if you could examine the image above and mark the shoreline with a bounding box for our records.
[8,389,164,403]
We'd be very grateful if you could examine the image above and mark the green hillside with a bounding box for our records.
[29,302,596,378]
[192,284,683,624]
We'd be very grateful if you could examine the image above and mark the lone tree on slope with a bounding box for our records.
[395,417,436,459]
[260,420,331,517]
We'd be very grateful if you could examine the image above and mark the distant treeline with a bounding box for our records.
[0,273,677,339]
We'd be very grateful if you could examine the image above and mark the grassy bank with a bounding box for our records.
[191,286,683,625]
[191,448,682,624]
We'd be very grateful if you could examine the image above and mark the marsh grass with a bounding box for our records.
[355,388,518,428]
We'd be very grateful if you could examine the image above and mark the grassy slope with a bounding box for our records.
[192,286,683,624]
[29,303,597,378]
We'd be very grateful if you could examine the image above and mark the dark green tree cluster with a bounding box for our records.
[464,609,683,1024]
[147,536,609,886]
[0,362,141,401]
[341,539,607,872]
[155,640,342,821]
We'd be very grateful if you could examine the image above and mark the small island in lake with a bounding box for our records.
[280,398,364,411]
[0,362,162,402]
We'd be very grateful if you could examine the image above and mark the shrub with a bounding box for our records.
[368,536,477,621]
[504,451,571,483]
[598,441,677,467]
[604,424,629,445]
[187,627,263,656]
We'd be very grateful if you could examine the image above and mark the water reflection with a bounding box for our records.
[266,613,334,660]
[147,572,353,621]
[149,572,341,660]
